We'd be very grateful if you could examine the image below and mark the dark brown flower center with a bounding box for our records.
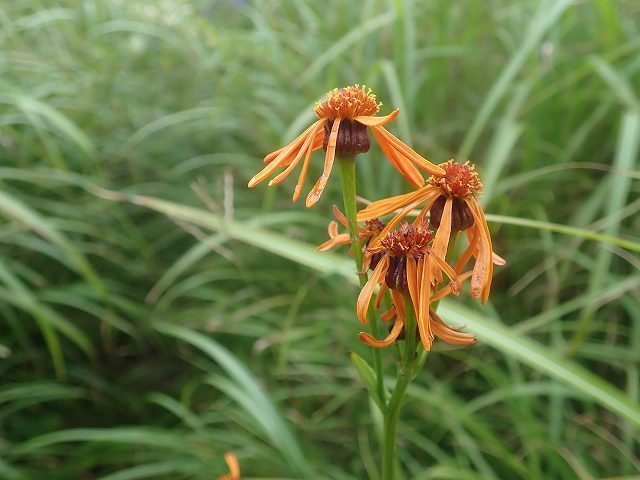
[429,196,475,232]
[385,255,409,293]
[323,119,371,156]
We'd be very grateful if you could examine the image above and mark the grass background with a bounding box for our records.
[1,0,639,478]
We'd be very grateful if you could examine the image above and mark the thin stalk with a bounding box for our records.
[381,294,419,479]
[337,156,385,404]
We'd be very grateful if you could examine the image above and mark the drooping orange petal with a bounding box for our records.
[306,118,341,207]
[405,256,419,312]
[264,145,286,164]
[455,229,480,274]
[263,122,322,163]
[493,252,507,265]
[268,121,323,186]
[372,127,424,188]
[374,281,388,309]
[429,248,461,293]
[361,251,373,273]
[316,233,350,252]
[353,108,399,126]
[381,307,396,322]
[359,315,404,347]
[391,289,405,321]
[374,126,446,176]
[467,198,493,303]
[356,255,389,324]
[430,309,476,346]
[357,186,433,222]
[327,220,340,238]
[430,197,453,283]
[292,127,323,202]
[432,271,473,301]
[263,124,316,164]
[332,204,348,227]
[414,256,433,351]
[414,192,440,222]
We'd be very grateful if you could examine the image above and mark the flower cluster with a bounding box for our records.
[250,85,505,352]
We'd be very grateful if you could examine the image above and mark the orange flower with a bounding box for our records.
[248,85,445,207]
[356,219,464,351]
[217,451,240,480]
[358,160,505,303]
[316,205,385,271]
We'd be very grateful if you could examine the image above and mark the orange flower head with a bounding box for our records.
[248,85,445,208]
[358,218,463,351]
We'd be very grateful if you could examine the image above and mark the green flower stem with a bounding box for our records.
[381,294,420,479]
[337,156,385,404]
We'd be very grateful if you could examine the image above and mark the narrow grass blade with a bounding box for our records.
[438,301,640,428]
[155,322,313,477]
[457,0,573,160]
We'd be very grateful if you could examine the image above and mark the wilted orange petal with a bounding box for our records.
[316,233,350,252]
[357,187,432,222]
[263,122,320,161]
[306,118,341,207]
[375,126,446,176]
[292,128,322,202]
[493,252,507,266]
[432,271,473,301]
[416,256,433,351]
[268,121,323,186]
[430,197,452,283]
[258,120,318,169]
[429,248,461,294]
[356,256,389,323]
[467,198,492,303]
[430,309,476,346]
[332,204,349,227]
[374,281,388,308]
[353,108,399,126]
[372,127,424,188]
[359,316,404,347]
[455,229,480,274]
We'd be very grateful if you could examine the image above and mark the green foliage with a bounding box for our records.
[0,0,639,478]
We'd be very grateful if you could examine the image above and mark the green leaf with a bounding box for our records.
[350,351,385,410]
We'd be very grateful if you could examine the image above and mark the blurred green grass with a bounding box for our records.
[1,0,639,478]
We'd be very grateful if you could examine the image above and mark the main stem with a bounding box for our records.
[337,157,385,404]
[382,295,420,479]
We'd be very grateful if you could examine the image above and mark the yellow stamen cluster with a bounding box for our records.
[429,160,483,198]
[314,84,381,120]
